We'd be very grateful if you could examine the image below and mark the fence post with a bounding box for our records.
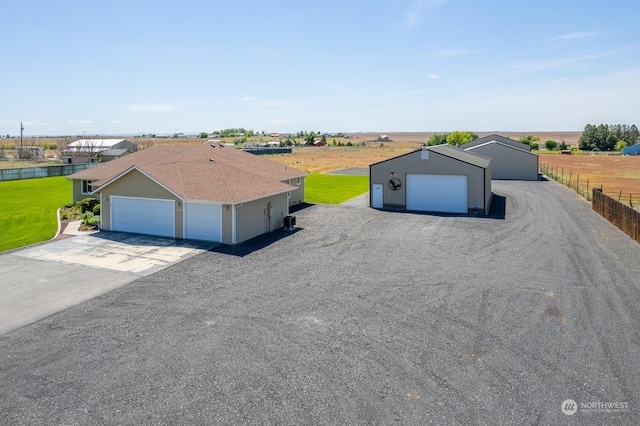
[568,171,572,188]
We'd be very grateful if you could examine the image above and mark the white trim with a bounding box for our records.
[81,179,94,195]
[232,204,237,244]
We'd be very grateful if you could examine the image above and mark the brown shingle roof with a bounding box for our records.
[69,143,308,203]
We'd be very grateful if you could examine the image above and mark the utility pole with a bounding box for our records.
[20,122,23,150]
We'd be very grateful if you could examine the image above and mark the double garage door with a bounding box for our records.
[406,174,468,214]
[110,196,221,242]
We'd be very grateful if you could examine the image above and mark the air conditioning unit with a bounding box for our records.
[284,215,296,230]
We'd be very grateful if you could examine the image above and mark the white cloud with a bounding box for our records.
[239,96,255,102]
[112,120,122,124]
[551,31,599,41]
[124,103,176,112]
[23,120,46,126]
[80,120,93,124]
[428,74,440,79]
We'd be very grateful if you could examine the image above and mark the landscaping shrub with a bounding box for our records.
[82,211,100,227]
[92,203,101,215]
[78,197,100,213]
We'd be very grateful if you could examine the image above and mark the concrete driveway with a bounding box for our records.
[0,232,214,335]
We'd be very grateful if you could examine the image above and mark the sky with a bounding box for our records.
[2,0,640,136]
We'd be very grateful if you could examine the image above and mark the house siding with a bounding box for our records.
[370,150,489,212]
[98,169,182,235]
[234,193,288,243]
[286,177,305,206]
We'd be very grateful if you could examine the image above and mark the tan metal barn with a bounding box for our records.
[463,140,539,181]
[369,144,492,214]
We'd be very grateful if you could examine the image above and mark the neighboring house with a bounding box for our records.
[377,134,390,142]
[99,148,133,162]
[62,139,138,164]
[463,140,539,180]
[68,142,308,244]
[370,144,492,214]
[461,134,532,152]
[622,144,640,156]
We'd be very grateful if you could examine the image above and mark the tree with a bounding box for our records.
[199,132,209,138]
[446,131,478,146]
[616,140,628,151]
[304,132,316,145]
[545,140,558,150]
[530,142,539,150]
[321,134,327,144]
[427,133,448,146]
[519,135,540,146]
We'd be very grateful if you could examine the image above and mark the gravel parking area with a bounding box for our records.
[1,180,639,425]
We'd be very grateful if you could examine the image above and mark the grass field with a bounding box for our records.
[538,153,640,207]
[304,174,369,204]
[0,177,71,252]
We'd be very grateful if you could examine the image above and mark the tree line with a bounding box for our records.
[579,124,639,151]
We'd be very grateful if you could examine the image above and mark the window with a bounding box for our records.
[81,180,93,194]
[421,150,429,160]
[296,177,301,185]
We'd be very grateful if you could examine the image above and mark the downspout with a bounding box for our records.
[99,192,103,230]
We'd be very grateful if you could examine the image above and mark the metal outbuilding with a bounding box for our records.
[461,134,532,151]
[370,144,492,214]
[622,144,640,155]
[462,139,539,180]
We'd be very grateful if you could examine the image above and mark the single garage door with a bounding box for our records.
[111,196,175,237]
[406,174,467,213]
[184,202,222,242]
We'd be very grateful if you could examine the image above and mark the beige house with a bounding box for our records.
[369,144,492,214]
[68,142,308,244]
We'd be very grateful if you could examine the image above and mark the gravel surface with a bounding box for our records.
[1,180,639,425]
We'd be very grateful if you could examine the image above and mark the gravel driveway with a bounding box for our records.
[1,180,638,425]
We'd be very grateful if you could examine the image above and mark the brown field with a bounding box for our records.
[538,153,640,207]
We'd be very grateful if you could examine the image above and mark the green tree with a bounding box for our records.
[199,132,209,138]
[545,140,558,150]
[304,132,316,145]
[427,133,449,146]
[321,134,327,144]
[519,135,540,146]
[446,131,478,146]
[616,140,628,151]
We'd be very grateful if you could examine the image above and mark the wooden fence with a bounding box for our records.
[592,188,640,243]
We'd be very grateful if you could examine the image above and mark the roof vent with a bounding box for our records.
[209,158,215,162]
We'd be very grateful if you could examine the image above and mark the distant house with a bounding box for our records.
[314,141,326,147]
[62,139,138,164]
[267,141,280,147]
[270,133,280,138]
[377,134,390,142]
[622,143,640,156]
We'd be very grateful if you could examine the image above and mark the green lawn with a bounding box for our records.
[0,177,71,252]
[304,173,369,204]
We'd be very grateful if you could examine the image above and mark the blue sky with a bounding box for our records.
[2,0,640,136]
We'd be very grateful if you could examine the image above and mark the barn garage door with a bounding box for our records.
[184,202,222,242]
[111,196,175,237]
[406,174,467,213]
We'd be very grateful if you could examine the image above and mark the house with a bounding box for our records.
[461,139,539,180]
[62,139,138,164]
[370,144,492,214]
[622,144,640,156]
[461,134,532,152]
[314,141,326,147]
[68,142,308,244]
[377,134,390,142]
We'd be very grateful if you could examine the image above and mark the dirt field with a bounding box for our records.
[538,153,640,206]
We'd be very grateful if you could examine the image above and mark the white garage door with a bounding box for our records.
[111,196,175,237]
[184,202,222,242]
[406,174,468,213]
